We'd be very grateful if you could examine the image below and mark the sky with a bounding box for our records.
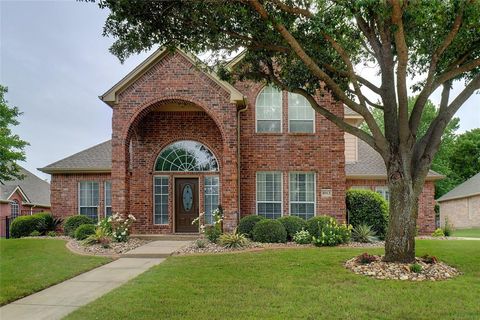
[1,1,479,181]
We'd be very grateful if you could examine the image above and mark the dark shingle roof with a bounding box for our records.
[437,172,480,202]
[346,139,443,180]
[0,166,50,206]
[39,141,112,174]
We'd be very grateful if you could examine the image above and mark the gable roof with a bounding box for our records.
[39,140,111,174]
[0,166,51,206]
[346,139,443,181]
[437,172,480,202]
[100,47,245,107]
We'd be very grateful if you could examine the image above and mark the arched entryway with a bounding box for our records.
[153,140,220,232]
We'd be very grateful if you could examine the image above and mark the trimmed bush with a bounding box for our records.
[64,215,94,237]
[252,219,287,243]
[346,189,388,239]
[293,229,312,244]
[278,216,306,241]
[10,215,44,238]
[74,224,96,240]
[238,215,265,238]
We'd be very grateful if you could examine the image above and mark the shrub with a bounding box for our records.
[238,215,265,238]
[352,224,378,243]
[29,230,41,237]
[83,227,111,247]
[35,212,62,234]
[194,239,207,248]
[205,225,221,243]
[219,232,248,248]
[74,224,96,240]
[432,228,445,237]
[97,217,113,236]
[443,217,454,236]
[252,219,287,243]
[10,215,44,238]
[47,231,57,237]
[292,229,312,244]
[410,263,423,273]
[307,215,351,246]
[64,215,94,237]
[421,254,438,264]
[357,252,378,264]
[109,213,136,242]
[346,189,389,239]
[278,216,307,241]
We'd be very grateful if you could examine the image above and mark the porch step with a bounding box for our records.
[131,234,200,241]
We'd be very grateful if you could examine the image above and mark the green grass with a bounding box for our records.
[0,238,110,305]
[66,240,480,320]
[452,228,480,238]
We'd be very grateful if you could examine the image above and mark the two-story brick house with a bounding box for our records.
[39,48,442,234]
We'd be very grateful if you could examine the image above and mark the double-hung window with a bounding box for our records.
[79,181,99,222]
[289,173,315,219]
[204,176,220,224]
[104,181,112,217]
[375,186,390,202]
[154,176,169,225]
[256,86,282,132]
[288,93,314,133]
[10,200,19,219]
[256,172,282,219]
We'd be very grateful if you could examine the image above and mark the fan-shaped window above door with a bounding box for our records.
[155,140,219,172]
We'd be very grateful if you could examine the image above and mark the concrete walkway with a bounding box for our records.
[0,240,190,320]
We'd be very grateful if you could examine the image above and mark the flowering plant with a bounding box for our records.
[109,212,136,242]
[191,207,224,243]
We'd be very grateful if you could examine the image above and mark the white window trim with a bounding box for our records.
[289,172,316,218]
[255,171,283,218]
[10,200,19,218]
[78,181,99,218]
[153,175,169,225]
[255,86,283,133]
[375,186,390,201]
[287,93,315,133]
[104,181,112,217]
[204,175,221,225]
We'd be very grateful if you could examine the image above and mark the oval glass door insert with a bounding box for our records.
[182,184,193,212]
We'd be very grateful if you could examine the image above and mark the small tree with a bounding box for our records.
[95,1,480,262]
[0,85,28,183]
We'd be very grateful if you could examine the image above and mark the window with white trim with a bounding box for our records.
[288,93,314,133]
[204,176,220,224]
[256,86,282,132]
[256,172,282,219]
[375,186,390,201]
[104,181,112,217]
[289,172,315,219]
[79,181,99,222]
[154,176,169,225]
[10,200,19,219]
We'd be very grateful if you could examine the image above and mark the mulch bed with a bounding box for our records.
[67,238,150,257]
[345,254,460,281]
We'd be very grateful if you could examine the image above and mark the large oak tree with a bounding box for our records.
[95,0,480,262]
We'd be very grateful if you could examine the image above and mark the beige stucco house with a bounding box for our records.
[438,172,480,229]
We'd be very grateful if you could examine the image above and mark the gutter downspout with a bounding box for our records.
[237,99,248,225]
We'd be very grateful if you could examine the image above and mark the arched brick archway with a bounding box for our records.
[111,97,239,234]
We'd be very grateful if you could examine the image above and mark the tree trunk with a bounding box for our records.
[384,157,422,263]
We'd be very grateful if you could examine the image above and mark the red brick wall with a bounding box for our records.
[50,173,111,219]
[111,51,239,232]
[234,81,347,222]
[346,179,436,234]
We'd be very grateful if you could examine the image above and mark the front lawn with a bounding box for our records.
[452,228,480,238]
[66,240,480,320]
[0,238,110,305]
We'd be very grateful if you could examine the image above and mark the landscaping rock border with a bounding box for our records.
[67,238,150,257]
[345,254,460,281]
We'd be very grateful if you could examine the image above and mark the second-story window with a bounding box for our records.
[256,86,282,133]
[288,93,314,133]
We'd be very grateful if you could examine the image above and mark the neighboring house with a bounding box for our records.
[0,166,51,237]
[437,172,480,229]
[39,48,441,235]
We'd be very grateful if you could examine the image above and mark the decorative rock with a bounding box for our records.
[345,254,460,281]
[68,238,149,256]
